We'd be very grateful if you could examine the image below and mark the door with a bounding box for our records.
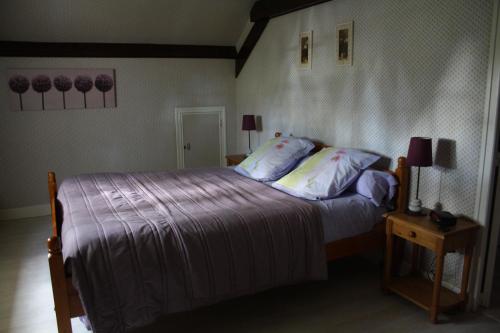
[482,107,500,308]
[175,107,226,169]
[490,167,500,307]
[486,135,500,307]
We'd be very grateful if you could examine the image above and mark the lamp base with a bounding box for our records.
[408,199,422,213]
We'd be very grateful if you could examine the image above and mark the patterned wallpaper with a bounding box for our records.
[235,0,494,287]
[0,58,236,208]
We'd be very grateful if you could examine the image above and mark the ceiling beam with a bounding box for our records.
[250,0,333,22]
[0,41,237,59]
[236,0,334,76]
[235,19,269,77]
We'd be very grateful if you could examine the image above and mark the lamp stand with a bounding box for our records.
[246,130,253,156]
[408,166,423,214]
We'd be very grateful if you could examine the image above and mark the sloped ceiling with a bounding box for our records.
[0,0,255,46]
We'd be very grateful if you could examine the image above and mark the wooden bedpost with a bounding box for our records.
[394,157,408,213]
[48,171,59,237]
[47,171,73,333]
[48,237,73,333]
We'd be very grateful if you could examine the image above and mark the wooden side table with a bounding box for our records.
[225,154,246,166]
[383,212,479,323]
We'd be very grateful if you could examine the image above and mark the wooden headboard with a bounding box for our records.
[274,132,408,212]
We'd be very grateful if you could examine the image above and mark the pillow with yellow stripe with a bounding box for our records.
[272,147,380,200]
[234,136,314,181]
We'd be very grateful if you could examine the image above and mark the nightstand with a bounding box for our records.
[225,154,246,166]
[383,212,479,323]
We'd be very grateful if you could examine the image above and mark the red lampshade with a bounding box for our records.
[407,137,433,167]
[242,115,256,131]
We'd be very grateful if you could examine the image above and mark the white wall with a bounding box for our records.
[236,0,492,218]
[0,58,236,209]
[235,0,494,288]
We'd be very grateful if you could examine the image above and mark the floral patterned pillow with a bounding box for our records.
[234,136,314,181]
[272,147,380,200]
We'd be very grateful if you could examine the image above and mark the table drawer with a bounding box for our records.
[392,220,437,251]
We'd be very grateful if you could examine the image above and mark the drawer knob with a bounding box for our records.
[409,231,417,238]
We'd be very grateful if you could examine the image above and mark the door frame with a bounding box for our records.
[474,0,500,308]
[175,106,226,169]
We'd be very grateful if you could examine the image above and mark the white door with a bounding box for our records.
[175,107,226,169]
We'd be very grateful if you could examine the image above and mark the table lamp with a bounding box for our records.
[242,115,256,155]
[407,137,433,214]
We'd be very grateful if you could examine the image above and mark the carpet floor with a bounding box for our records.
[1,216,500,333]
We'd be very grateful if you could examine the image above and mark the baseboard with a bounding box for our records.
[0,204,50,221]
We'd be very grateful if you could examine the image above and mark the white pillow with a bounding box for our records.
[234,136,314,181]
[272,147,380,200]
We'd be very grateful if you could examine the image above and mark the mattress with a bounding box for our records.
[310,193,387,243]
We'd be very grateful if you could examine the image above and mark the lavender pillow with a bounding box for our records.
[351,170,398,206]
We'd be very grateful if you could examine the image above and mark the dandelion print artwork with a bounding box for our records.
[31,75,52,110]
[53,75,72,109]
[74,75,93,108]
[94,74,114,107]
[8,75,30,110]
[7,69,116,111]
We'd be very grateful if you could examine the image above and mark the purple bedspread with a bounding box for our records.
[59,168,326,332]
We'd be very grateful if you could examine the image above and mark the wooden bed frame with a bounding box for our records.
[46,135,408,333]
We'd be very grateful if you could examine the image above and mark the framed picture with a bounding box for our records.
[7,68,117,111]
[299,31,313,70]
[336,21,353,65]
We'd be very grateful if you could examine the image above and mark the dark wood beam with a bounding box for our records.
[0,41,237,59]
[250,0,333,22]
[235,19,269,77]
[236,0,333,76]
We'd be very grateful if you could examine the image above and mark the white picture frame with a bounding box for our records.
[299,31,313,70]
[336,21,353,66]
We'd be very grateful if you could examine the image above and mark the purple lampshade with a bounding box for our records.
[242,114,256,131]
[407,137,433,167]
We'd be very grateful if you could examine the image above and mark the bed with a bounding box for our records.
[46,135,408,333]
